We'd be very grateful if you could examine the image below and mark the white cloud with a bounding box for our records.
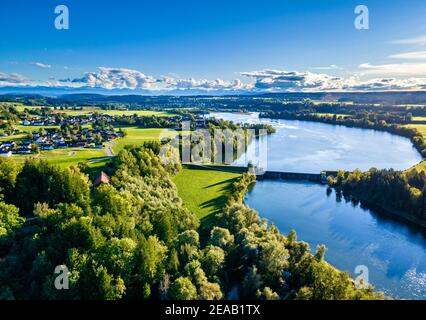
[311,64,339,70]
[389,51,426,60]
[4,66,426,93]
[0,72,27,86]
[72,67,249,91]
[241,69,347,91]
[73,67,157,89]
[161,76,249,91]
[358,62,426,76]
[31,62,52,69]
[241,69,426,92]
[390,35,426,45]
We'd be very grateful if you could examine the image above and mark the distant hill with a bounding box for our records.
[2,90,426,106]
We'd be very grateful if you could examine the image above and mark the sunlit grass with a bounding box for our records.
[112,127,178,153]
[173,165,240,220]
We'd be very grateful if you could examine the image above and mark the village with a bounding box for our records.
[0,113,123,157]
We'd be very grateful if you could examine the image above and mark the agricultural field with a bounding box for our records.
[173,165,241,221]
[313,113,349,118]
[411,117,426,122]
[16,125,60,132]
[405,123,426,138]
[112,127,177,153]
[7,148,108,168]
[0,132,27,142]
[52,108,175,117]
[2,102,176,117]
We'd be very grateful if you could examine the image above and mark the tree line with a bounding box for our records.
[328,168,426,227]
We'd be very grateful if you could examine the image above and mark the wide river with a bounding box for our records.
[210,112,426,299]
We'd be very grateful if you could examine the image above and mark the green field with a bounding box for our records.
[16,125,60,132]
[173,165,241,221]
[0,133,27,142]
[7,148,107,167]
[406,124,426,138]
[112,127,177,153]
[313,113,349,118]
[412,117,426,122]
[52,108,174,117]
[2,102,175,117]
[2,124,178,167]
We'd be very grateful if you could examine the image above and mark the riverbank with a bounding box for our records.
[330,184,426,229]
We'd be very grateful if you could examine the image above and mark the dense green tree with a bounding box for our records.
[209,226,234,250]
[200,245,225,278]
[169,277,198,300]
[0,158,20,201]
[14,160,90,214]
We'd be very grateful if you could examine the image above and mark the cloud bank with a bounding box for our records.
[72,67,250,92]
[3,66,426,93]
[0,72,27,86]
[240,69,426,92]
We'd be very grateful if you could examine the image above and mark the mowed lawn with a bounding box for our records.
[173,166,241,221]
[112,127,177,153]
[8,148,108,168]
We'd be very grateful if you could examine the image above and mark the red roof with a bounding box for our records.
[93,171,110,187]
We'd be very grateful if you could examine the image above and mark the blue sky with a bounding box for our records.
[2,0,426,93]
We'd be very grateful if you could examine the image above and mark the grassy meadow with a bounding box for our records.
[112,127,177,153]
[52,108,175,117]
[173,165,241,221]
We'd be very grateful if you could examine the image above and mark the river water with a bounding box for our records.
[210,112,426,299]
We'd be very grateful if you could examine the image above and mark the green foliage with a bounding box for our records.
[0,144,384,300]
[13,160,90,214]
[169,277,198,300]
[329,168,426,224]
[0,158,20,201]
[0,202,24,239]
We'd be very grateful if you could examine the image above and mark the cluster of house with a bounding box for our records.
[0,141,32,157]
[21,113,114,126]
[0,114,122,157]
[34,126,123,151]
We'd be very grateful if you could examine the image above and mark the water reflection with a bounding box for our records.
[245,180,426,299]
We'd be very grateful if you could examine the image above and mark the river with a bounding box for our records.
[210,112,426,299]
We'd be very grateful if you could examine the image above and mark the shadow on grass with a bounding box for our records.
[199,176,240,232]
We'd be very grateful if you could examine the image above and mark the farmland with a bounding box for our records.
[112,127,177,153]
[52,108,175,117]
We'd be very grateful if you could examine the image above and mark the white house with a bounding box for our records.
[0,151,12,157]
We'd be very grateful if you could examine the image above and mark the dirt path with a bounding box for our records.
[105,141,115,157]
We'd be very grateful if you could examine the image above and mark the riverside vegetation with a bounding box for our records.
[0,142,384,300]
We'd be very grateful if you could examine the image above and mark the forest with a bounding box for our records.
[328,168,426,227]
[0,143,384,300]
